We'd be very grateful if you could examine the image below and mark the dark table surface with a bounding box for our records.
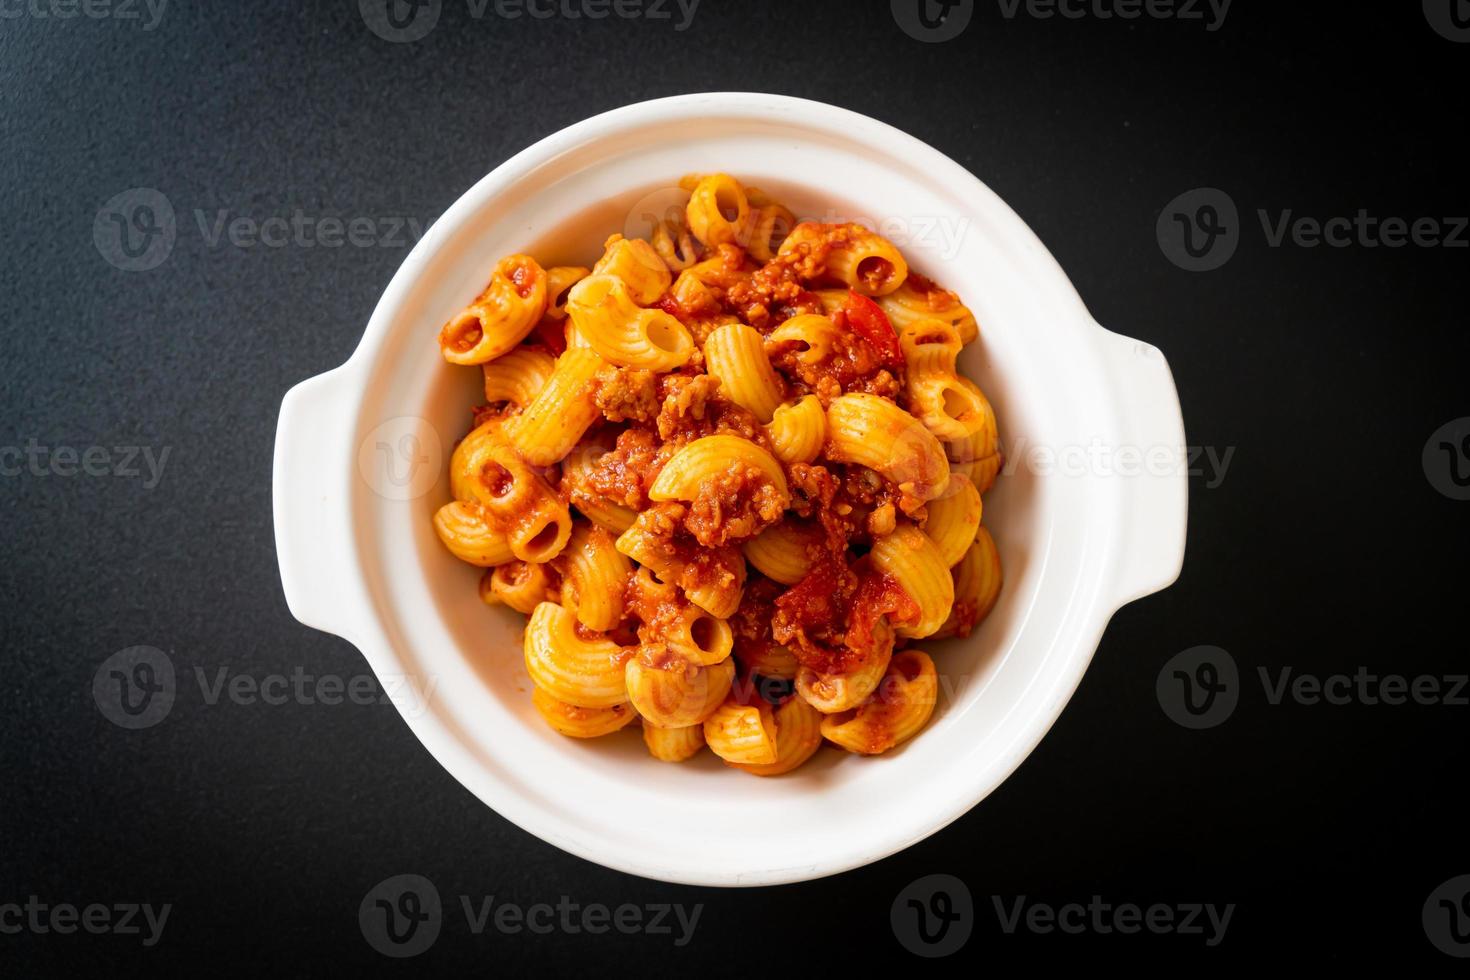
[3,0,1467,972]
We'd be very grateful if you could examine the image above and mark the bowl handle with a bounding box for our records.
[272,366,369,640]
[1097,328,1189,608]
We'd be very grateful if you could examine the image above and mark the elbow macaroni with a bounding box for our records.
[429,173,1002,772]
[439,254,549,364]
[566,274,694,371]
[763,395,826,464]
[703,323,785,423]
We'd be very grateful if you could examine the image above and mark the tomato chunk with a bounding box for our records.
[839,290,902,369]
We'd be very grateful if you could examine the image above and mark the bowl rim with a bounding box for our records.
[275,91,1185,886]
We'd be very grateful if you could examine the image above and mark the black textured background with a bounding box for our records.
[2,0,1467,972]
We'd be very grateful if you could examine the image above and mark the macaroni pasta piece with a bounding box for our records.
[502,348,608,467]
[734,643,799,682]
[429,173,1003,771]
[649,434,789,506]
[482,348,557,409]
[900,318,992,442]
[702,323,785,423]
[557,521,633,631]
[532,688,637,739]
[561,436,639,534]
[566,274,694,371]
[433,501,513,567]
[778,222,908,296]
[439,254,549,364]
[763,395,826,464]
[733,696,824,776]
[924,473,982,568]
[934,526,1003,640]
[592,235,671,304]
[703,695,778,766]
[795,644,893,715]
[626,655,734,729]
[449,422,571,562]
[685,172,752,248]
[820,651,939,755]
[523,601,631,708]
[479,561,555,615]
[825,393,949,506]
[643,721,706,762]
[741,519,823,585]
[878,274,978,346]
[869,523,955,639]
[544,265,591,320]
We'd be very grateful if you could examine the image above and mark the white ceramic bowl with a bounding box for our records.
[272,92,1187,886]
